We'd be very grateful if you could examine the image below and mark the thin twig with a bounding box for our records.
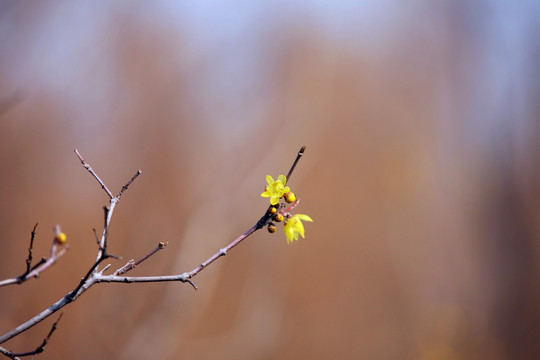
[114,242,168,276]
[74,149,114,199]
[0,278,19,287]
[0,146,307,348]
[285,145,306,184]
[24,223,39,276]
[67,255,109,302]
[280,198,300,217]
[0,313,62,360]
[117,170,142,199]
[23,247,69,280]
[0,226,69,288]
[0,347,19,360]
[28,258,47,272]
[187,224,259,280]
[113,260,135,276]
[98,273,197,289]
[10,313,63,358]
[92,228,100,245]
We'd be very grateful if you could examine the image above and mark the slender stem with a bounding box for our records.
[0,346,20,360]
[285,145,306,184]
[188,224,259,279]
[0,146,308,349]
[117,170,142,199]
[0,241,69,288]
[99,225,260,290]
[96,198,117,263]
[74,149,114,199]
[24,223,39,275]
[97,274,195,287]
[24,247,69,279]
[114,242,168,276]
[10,313,63,357]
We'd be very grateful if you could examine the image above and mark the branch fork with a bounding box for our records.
[0,146,307,357]
[0,224,69,288]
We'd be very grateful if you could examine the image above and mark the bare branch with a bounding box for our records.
[0,346,20,360]
[285,145,306,184]
[114,242,168,276]
[74,149,114,199]
[92,228,100,244]
[113,259,135,276]
[28,258,47,272]
[0,313,62,359]
[73,151,141,264]
[24,223,39,275]
[97,273,197,289]
[117,170,142,199]
[11,313,63,358]
[23,247,69,281]
[0,146,308,351]
[0,225,69,288]
[186,224,259,280]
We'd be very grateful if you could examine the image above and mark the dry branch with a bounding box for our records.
[0,224,69,288]
[0,146,307,356]
[0,313,62,359]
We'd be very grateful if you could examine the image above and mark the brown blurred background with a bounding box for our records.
[1,1,540,359]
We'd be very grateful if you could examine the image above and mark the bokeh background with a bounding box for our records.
[1,1,540,359]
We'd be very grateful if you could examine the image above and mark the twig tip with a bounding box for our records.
[159,241,168,249]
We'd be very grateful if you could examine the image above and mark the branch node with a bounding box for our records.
[99,264,111,275]
[29,258,47,272]
[180,275,197,290]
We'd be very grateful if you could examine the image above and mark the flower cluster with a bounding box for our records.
[261,174,312,244]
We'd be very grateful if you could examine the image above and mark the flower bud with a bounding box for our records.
[284,192,296,203]
[274,213,284,222]
[269,206,278,215]
[55,232,67,245]
[267,224,277,233]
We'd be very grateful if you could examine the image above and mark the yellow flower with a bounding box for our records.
[283,214,313,244]
[261,175,290,205]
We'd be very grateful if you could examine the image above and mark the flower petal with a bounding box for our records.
[266,175,275,185]
[296,221,305,238]
[277,175,287,185]
[284,223,294,243]
[296,214,313,222]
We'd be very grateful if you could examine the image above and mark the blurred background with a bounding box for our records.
[1,1,540,359]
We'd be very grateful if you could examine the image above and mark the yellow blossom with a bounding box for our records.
[260,175,290,205]
[283,214,313,244]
